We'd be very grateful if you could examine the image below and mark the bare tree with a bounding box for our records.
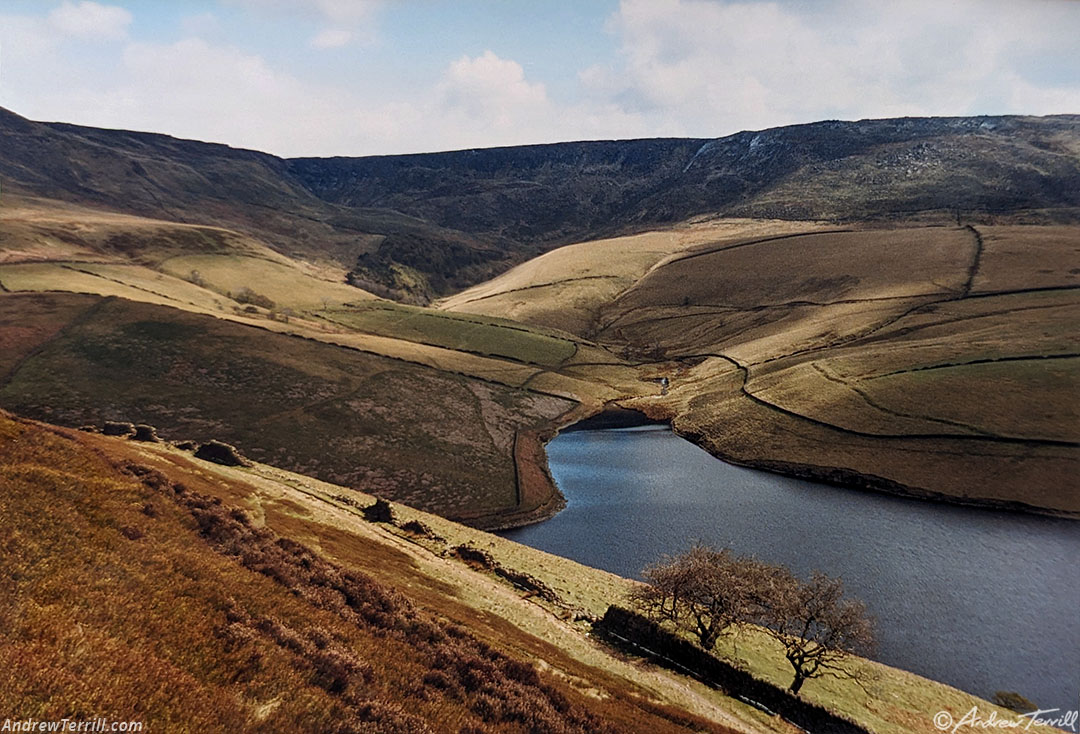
[631,544,766,650]
[631,546,875,695]
[753,569,875,694]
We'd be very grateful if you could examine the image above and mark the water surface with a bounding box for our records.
[502,425,1080,710]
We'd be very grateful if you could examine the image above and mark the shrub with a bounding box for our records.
[363,498,396,524]
[233,286,275,309]
[992,691,1038,713]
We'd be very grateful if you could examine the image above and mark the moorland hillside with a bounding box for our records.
[1,409,1032,734]
[1,106,1077,732]
[444,222,1080,516]
[1,107,1077,519]
[5,107,1078,298]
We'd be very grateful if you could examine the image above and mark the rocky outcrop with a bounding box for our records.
[131,424,161,442]
[101,421,135,437]
[193,440,250,467]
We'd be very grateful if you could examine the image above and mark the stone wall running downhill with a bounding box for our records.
[593,606,871,734]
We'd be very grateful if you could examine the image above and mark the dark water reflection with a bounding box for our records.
[501,425,1080,710]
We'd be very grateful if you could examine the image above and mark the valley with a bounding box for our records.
[1,108,1077,732]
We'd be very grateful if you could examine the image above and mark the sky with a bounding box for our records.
[1,0,1078,158]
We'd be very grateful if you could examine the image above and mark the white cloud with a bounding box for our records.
[424,51,660,149]
[4,1,1077,157]
[47,1,131,41]
[110,38,332,149]
[308,0,379,24]
[180,12,221,38]
[227,0,380,45]
[440,51,548,126]
[587,0,1080,137]
[48,40,648,155]
[229,0,379,23]
[310,28,352,49]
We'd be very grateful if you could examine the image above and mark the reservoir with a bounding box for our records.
[501,424,1080,711]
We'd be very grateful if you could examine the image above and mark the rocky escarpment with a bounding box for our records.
[290,115,1080,240]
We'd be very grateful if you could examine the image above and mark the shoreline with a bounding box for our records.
[474,403,672,532]
[478,401,1079,531]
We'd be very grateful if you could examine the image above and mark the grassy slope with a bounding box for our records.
[318,302,579,368]
[2,411,1042,734]
[0,108,501,291]
[5,205,1074,515]
[0,196,625,390]
[4,201,1075,515]
[0,194,295,266]
[438,219,832,335]
[0,196,647,527]
[0,293,580,524]
[446,222,1080,516]
[1,411,748,734]
[0,195,373,311]
[157,254,376,311]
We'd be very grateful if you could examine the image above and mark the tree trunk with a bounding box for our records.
[698,626,719,650]
[789,673,805,695]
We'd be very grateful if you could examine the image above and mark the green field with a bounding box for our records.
[320,302,579,367]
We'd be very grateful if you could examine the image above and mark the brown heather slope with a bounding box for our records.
[2,411,1041,734]
[0,410,752,734]
[448,222,1080,516]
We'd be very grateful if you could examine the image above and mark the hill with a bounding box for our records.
[291,116,1080,238]
[2,206,1075,519]
[0,107,496,301]
[0,107,1076,728]
[0,410,741,733]
[5,107,1079,298]
[1,409,1035,734]
[0,189,633,529]
[444,220,1080,516]
[0,291,599,527]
